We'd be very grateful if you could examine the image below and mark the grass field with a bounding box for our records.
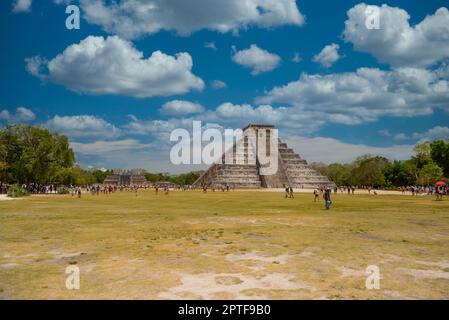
[1,190,448,300]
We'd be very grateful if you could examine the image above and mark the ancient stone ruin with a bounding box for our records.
[103,169,147,186]
[193,124,335,189]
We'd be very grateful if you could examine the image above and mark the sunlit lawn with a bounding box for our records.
[1,190,448,299]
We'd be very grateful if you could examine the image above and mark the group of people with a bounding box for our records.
[201,184,235,193]
[401,185,448,197]
[313,188,332,210]
[284,186,294,198]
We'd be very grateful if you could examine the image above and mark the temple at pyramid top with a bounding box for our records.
[193,124,335,189]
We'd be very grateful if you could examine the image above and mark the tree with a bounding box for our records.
[325,163,353,186]
[351,156,390,187]
[383,161,416,187]
[92,169,112,183]
[413,142,432,169]
[430,140,449,177]
[0,124,75,185]
[417,162,443,186]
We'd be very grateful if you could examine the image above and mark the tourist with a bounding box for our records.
[313,189,319,202]
[324,189,332,210]
[436,186,444,201]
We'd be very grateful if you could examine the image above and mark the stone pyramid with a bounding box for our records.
[193,124,335,189]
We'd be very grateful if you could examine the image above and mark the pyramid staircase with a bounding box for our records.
[193,125,335,189]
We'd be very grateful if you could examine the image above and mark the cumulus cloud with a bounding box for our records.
[26,35,204,98]
[213,103,284,122]
[159,100,204,116]
[71,139,153,155]
[46,115,121,139]
[393,126,449,142]
[257,67,449,126]
[343,4,449,67]
[313,43,341,68]
[285,136,414,164]
[77,0,305,39]
[12,0,32,13]
[211,80,227,89]
[232,44,281,75]
[0,107,36,123]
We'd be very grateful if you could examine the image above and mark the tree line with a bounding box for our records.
[310,140,449,188]
[0,124,201,188]
[1,124,447,189]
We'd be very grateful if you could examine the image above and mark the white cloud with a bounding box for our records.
[343,4,449,67]
[394,126,449,142]
[26,35,204,98]
[232,44,281,75]
[123,115,187,138]
[257,67,449,126]
[78,0,305,39]
[211,80,227,89]
[213,103,284,122]
[313,43,340,68]
[71,139,153,155]
[204,42,217,51]
[46,115,121,139]
[12,0,32,13]
[0,107,36,123]
[393,133,409,141]
[159,100,204,116]
[285,136,414,164]
[415,126,449,141]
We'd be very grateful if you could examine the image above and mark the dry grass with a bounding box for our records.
[0,190,448,299]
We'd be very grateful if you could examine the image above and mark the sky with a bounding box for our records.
[1,0,449,172]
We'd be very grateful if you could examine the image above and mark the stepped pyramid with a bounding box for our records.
[193,124,335,189]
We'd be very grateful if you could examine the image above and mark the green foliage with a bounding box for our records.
[430,139,449,177]
[351,156,390,187]
[92,169,112,183]
[0,124,75,185]
[413,142,432,169]
[144,172,171,183]
[325,163,353,186]
[144,171,201,186]
[383,161,417,187]
[7,185,29,198]
[417,162,443,186]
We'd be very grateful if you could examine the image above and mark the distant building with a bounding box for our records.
[103,170,147,186]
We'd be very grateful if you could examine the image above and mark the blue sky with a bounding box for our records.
[1,0,449,172]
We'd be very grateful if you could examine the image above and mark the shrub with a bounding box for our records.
[7,185,29,198]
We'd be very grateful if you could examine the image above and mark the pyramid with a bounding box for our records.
[193,124,335,189]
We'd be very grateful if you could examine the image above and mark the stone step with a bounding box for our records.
[214,173,260,178]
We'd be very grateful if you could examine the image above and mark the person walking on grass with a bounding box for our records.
[313,189,319,202]
[324,188,332,210]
